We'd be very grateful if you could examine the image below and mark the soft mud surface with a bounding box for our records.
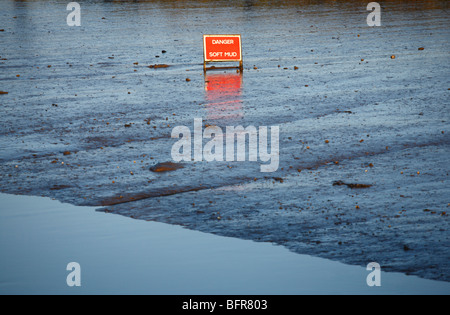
[0,0,449,281]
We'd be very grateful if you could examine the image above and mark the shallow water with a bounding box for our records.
[1,193,449,294]
[0,0,449,282]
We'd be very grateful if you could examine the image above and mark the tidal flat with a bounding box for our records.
[0,0,449,282]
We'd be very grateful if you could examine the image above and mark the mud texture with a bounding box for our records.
[0,0,449,281]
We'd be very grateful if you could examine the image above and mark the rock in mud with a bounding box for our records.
[148,64,170,69]
[150,162,184,173]
[333,181,373,189]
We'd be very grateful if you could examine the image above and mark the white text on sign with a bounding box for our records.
[209,52,238,58]
[212,39,235,44]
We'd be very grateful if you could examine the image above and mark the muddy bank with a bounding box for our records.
[0,0,449,281]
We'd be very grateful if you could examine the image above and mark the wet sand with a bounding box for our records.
[0,0,449,282]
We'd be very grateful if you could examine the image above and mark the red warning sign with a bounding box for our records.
[203,35,242,62]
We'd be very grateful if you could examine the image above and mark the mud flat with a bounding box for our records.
[0,0,449,282]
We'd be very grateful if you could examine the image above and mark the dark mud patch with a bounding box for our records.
[148,64,170,69]
[50,185,72,191]
[333,181,373,189]
[273,177,285,183]
[97,62,116,67]
[100,185,210,206]
[150,162,184,173]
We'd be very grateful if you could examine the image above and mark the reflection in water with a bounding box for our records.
[204,72,244,123]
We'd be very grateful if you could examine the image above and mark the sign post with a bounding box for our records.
[203,35,243,72]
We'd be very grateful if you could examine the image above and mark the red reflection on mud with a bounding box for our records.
[204,73,243,121]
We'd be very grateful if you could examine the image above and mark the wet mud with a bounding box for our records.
[0,0,449,281]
